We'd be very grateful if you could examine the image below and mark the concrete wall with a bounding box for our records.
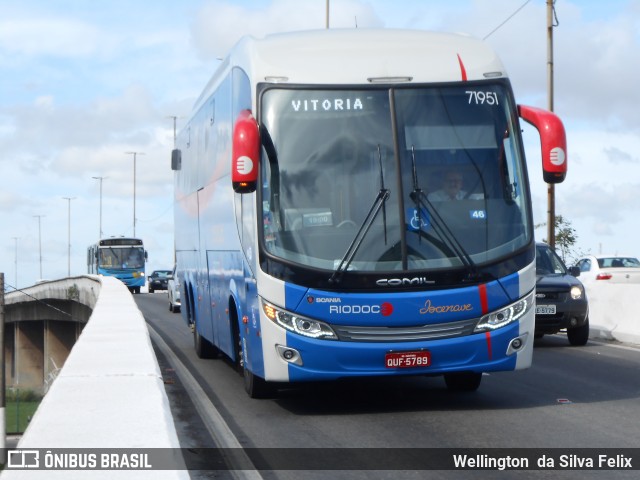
[586,283,640,345]
[2,276,188,479]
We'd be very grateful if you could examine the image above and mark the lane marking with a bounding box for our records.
[148,324,263,480]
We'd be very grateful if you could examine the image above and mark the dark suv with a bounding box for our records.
[148,270,172,293]
[535,243,589,346]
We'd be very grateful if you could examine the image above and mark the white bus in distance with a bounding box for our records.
[171,29,567,398]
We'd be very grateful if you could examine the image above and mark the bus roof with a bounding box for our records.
[195,29,506,110]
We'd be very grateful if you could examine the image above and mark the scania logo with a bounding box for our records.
[376,277,434,287]
[329,303,393,316]
[309,297,342,303]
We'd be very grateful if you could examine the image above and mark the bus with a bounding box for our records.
[171,29,567,398]
[87,237,147,293]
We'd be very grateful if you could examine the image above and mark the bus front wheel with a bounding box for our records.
[243,366,275,399]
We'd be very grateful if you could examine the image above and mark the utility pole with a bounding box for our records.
[326,0,330,28]
[546,0,556,248]
[125,152,145,237]
[92,176,107,239]
[33,215,45,280]
[62,197,76,276]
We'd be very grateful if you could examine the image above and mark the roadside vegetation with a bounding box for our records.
[5,389,42,433]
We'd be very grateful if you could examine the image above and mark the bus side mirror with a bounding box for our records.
[518,105,567,184]
[145,251,148,261]
[232,110,259,193]
[171,149,182,171]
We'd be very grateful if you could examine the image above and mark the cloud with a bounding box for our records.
[0,17,104,58]
[190,0,382,61]
[603,146,638,164]
[0,84,160,164]
[552,3,640,129]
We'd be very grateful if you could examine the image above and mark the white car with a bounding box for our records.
[575,255,640,285]
[167,268,181,313]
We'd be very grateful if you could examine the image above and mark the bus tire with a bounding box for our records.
[243,367,275,399]
[194,325,219,359]
[444,372,482,392]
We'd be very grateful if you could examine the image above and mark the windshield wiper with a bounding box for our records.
[408,146,478,277]
[329,146,389,285]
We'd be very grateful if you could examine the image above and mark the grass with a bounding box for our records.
[4,390,43,433]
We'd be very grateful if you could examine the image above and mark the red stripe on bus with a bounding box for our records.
[457,54,467,81]
[478,283,488,314]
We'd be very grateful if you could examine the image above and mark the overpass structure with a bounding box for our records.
[3,277,96,393]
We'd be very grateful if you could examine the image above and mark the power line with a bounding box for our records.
[3,282,74,319]
[483,0,533,40]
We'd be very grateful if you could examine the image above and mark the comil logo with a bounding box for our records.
[235,155,254,175]
[329,302,393,316]
[376,277,433,287]
[550,147,566,166]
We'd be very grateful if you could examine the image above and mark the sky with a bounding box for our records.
[1,0,640,290]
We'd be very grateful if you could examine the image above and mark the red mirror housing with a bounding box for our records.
[518,105,567,184]
[232,109,260,193]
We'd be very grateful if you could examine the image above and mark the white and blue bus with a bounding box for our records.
[87,237,147,293]
[172,29,567,397]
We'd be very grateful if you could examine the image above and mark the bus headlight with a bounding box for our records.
[474,291,534,332]
[262,300,337,340]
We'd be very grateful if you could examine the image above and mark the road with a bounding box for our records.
[135,293,640,480]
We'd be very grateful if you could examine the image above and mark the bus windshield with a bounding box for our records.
[259,83,531,273]
[99,246,145,269]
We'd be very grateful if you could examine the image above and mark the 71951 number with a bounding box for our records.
[466,90,499,106]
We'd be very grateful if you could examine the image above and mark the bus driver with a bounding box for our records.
[428,170,467,201]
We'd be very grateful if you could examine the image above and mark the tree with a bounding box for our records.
[535,215,586,265]
[553,215,578,264]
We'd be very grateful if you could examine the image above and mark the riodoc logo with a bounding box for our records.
[329,302,393,316]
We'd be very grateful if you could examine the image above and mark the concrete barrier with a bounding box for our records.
[2,276,188,479]
[586,283,640,345]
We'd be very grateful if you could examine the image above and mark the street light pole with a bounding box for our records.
[33,215,44,280]
[166,116,179,148]
[92,176,107,239]
[62,197,76,277]
[125,152,145,237]
[11,237,18,288]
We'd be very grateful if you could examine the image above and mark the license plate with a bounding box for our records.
[385,351,431,368]
[536,305,556,315]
